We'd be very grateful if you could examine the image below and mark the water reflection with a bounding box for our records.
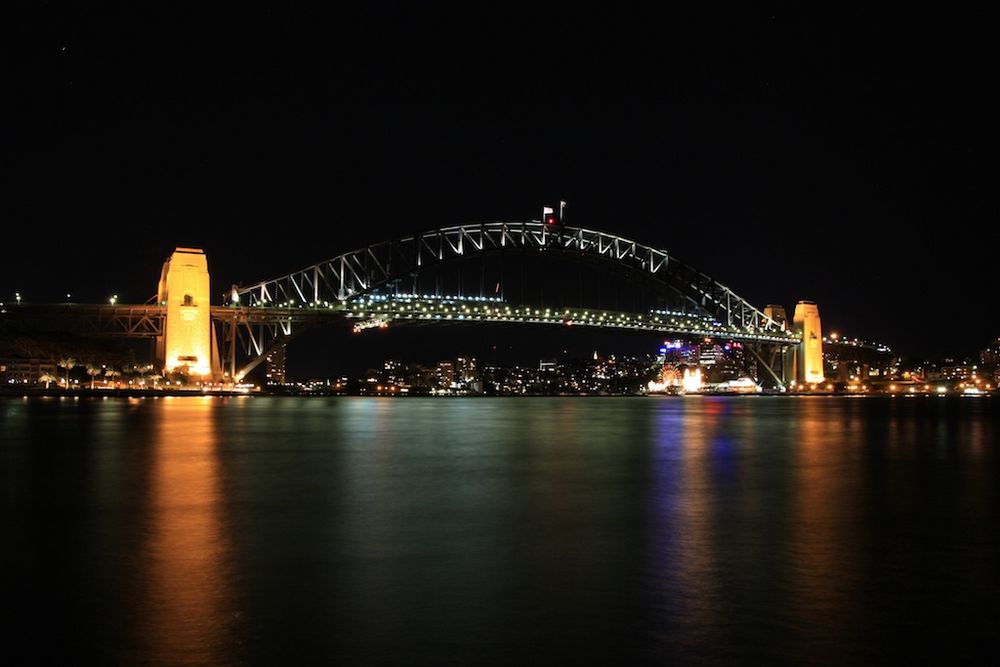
[787,398,865,661]
[4,395,998,664]
[644,396,1000,663]
[646,400,718,659]
[141,398,235,664]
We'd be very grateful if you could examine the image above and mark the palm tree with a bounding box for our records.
[57,357,76,389]
[105,368,121,387]
[38,372,58,390]
[86,365,102,389]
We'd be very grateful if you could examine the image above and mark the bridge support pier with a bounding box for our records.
[792,301,825,385]
[745,343,787,392]
[214,311,303,382]
[157,247,220,379]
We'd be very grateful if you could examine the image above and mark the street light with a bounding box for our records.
[15,292,21,304]
[109,294,118,305]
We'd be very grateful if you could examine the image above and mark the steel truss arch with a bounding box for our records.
[236,222,784,336]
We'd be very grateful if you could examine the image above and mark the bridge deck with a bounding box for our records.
[5,299,801,344]
[217,296,801,344]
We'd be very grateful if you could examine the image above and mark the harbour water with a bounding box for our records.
[2,396,997,664]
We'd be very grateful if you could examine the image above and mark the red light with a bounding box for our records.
[545,214,557,225]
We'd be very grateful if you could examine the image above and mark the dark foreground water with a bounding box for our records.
[2,396,998,664]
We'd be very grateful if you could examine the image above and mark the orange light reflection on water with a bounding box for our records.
[788,398,865,655]
[143,398,234,663]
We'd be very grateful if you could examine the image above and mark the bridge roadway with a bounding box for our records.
[4,297,801,344]
[234,295,801,344]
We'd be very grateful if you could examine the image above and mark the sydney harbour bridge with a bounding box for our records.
[2,216,825,389]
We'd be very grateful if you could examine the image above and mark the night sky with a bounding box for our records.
[5,6,998,370]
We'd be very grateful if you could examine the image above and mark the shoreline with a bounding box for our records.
[1,388,993,399]
[0,388,254,398]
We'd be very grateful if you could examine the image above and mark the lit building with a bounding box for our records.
[657,340,697,365]
[1,358,57,384]
[698,343,724,366]
[435,360,455,386]
[939,364,973,381]
[384,360,405,385]
[539,359,557,372]
[456,356,477,382]
[981,338,1000,368]
[264,346,286,385]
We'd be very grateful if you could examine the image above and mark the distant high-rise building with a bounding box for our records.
[383,359,404,385]
[456,356,477,382]
[981,338,1000,368]
[698,344,723,366]
[264,346,286,385]
[658,340,696,364]
[436,360,455,386]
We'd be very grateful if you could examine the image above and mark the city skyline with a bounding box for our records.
[5,9,999,664]
[5,8,997,359]
[1,224,994,371]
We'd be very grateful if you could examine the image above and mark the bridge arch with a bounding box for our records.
[236,222,784,336]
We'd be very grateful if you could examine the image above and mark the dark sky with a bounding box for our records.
[4,6,998,365]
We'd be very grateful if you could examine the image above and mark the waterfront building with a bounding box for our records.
[436,360,455,387]
[264,346,286,385]
[1,358,57,385]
